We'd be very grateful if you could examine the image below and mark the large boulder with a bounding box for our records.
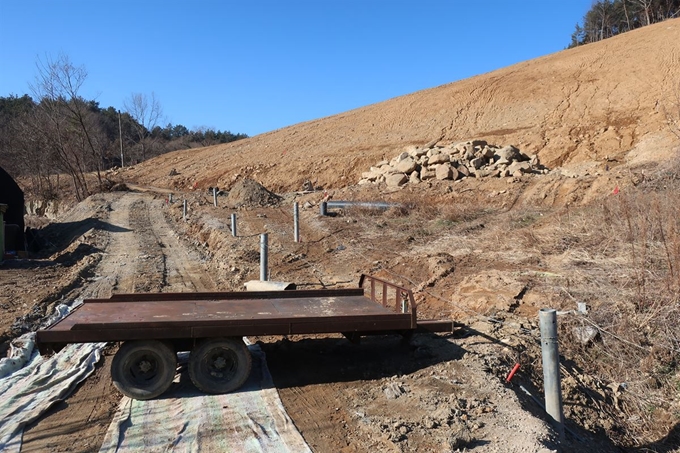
[470,157,485,170]
[393,152,410,163]
[407,146,427,158]
[507,161,532,176]
[420,167,436,180]
[386,173,408,187]
[495,145,522,162]
[395,157,418,174]
[428,153,450,165]
[361,170,381,181]
[457,165,471,178]
[435,164,453,180]
[481,146,495,159]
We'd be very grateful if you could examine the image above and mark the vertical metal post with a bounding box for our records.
[183,199,187,221]
[169,193,173,203]
[231,213,237,237]
[293,202,300,242]
[118,110,124,168]
[539,308,565,442]
[320,202,327,216]
[260,233,268,281]
[213,187,218,207]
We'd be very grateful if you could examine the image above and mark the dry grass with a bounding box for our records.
[294,168,680,447]
[527,162,680,447]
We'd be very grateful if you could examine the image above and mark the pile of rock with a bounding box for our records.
[358,140,549,187]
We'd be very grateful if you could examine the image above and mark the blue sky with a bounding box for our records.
[0,0,591,136]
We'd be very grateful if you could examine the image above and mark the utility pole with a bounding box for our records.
[118,110,124,168]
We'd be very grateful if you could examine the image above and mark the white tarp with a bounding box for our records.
[0,302,105,453]
[0,341,104,452]
[99,343,312,453]
[0,300,311,453]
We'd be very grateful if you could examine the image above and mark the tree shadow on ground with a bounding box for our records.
[29,218,130,255]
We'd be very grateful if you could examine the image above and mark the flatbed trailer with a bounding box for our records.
[36,275,455,400]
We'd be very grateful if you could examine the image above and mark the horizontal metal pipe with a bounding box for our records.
[325,201,401,210]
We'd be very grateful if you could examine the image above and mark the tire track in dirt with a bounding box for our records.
[147,199,216,292]
[84,193,141,297]
[21,193,145,453]
[21,191,217,452]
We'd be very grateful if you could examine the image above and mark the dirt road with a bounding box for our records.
[18,192,217,452]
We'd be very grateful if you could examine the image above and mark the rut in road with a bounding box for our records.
[21,192,217,453]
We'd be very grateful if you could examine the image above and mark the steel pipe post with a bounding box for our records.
[183,199,187,221]
[260,233,269,281]
[231,213,237,237]
[169,193,173,203]
[293,202,300,242]
[213,187,217,207]
[539,308,565,442]
[319,202,327,216]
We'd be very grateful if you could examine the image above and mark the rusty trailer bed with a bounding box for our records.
[37,275,454,353]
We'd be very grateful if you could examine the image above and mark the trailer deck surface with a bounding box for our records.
[37,275,456,355]
[35,276,456,399]
[38,288,420,348]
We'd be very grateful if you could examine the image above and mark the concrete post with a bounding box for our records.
[539,308,565,442]
[293,202,300,242]
[260,233,268,281]
[231,213,237,237]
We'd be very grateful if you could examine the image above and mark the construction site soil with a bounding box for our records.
[2,18,680,453]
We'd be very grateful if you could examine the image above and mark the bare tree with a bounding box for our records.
[632,0,653,25]
[621,0,632,31]
[124,92,164,162]
[29,54,105,199]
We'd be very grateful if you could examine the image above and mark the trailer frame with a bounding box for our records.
[36,274,456,399]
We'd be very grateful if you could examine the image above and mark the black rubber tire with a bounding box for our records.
[188,337,252,394]
[111,340,177,400]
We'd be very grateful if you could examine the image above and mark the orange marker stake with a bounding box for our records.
[506,363,521,383]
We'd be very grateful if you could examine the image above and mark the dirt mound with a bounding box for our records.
[225,178,281,208]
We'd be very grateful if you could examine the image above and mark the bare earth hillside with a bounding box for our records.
[125,19,680,195]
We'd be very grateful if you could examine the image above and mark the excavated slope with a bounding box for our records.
[128,19,680,193]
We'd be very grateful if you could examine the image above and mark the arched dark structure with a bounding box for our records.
[0,166,25,252]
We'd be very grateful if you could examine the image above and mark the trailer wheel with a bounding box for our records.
[189,337,252,394]
[111,340,177,400]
